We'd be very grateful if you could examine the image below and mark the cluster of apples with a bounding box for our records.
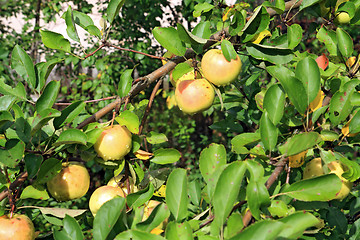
[0,124,135,239]
[171,49,242,114]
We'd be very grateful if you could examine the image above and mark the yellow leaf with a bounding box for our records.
[154,185,166,198]
[346,56,356,68]
[134,149,153,160]
[309,90,324,112]
[251,30,271,44]
[222,7,233,22]
[166,93,177,109]
[288,150,307,168]
[150,228,164,235]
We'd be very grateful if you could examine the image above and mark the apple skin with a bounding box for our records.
[201,49,242,86]
[0,214,35,240]
[175,78,215,114]
[328,161,353,200]
[94,125,132,161]
[47,162,90,202]
[335,12,351,24]
[303,158,324,179]
[89,185,126,216]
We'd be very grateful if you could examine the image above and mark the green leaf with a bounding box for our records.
[0,78,27,101]
[73,10,101,38]
[106,0,126,24]
[295,57,321,104]
[247,44,294,64]
[54,215,84,240]
[246,181,270,220]
[245,159,265,180]
[329,80,360,125]
[231,132,261,154]
[287,24,303,49]
[40,30,71,53]
[53,101,86,130]
[221,39,237,61]
[0,111,13,128]
[165,168,188,222]
[260,111,278,151]
[115,110,139,134]
[36,80,60,112]
[136,203,170,233]
[268,200,293,218]
[151,148,181,165]
[326,207,347,234]
[20,185,49,200]
[35,58,63,91]
[282,174,342,201]
[0,95,17,111]
[336,28,353,58]
[228,220,284,240]
[127,183,154,208]
[0,139,25,168]
[263,84,285,125]
[278,212,319,239]
[299,0,322,11]
[36,158,62,184]
[24,154,43,179]
[199,143,227,183]
[192,21,211,40]
[211,161,246,235]
[118,68,133,98]
[286,132,321,156]
[316,27,337,56]
[349,110,360,134]
[165,221,193,240]
[224,212,244,239]
[146,131,168,144]
[188,180,201,206]
[11,45,36,89]
[153,27,186,56]
[176,23,207,45]
[93,197,126,240]
[62,6,80,42]
[53,129,87,147]
[115,229,166,240]
[242,6,270,42]
[193,2,215,17]
[172,62,193,82]
[266,65,307,113]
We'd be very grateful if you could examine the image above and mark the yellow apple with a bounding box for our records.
[201,49,242,86]
[175,78,215,114]
[89,185,126,216]
[0,214,35,240]
[303,158,324,179]
[94,125,132,161]
[47,162,90,202]
[328,161,353,200]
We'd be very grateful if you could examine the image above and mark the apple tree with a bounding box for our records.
[1,0,360,239]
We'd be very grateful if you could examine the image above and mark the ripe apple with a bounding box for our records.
[175,78,215,114]
[94,125,132,161]
[201,49,242,86]
[89,185,126,216]
[328,161,353,200]
[47,162,90,202]
[303,158,324,179]
[0,214,35,240]
[107,174,138,194]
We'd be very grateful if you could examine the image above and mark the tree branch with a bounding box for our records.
[0,172,28,202]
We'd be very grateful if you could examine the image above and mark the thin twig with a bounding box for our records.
[107,43,164,60]
[138,79,163,135]
[55,96,117,106]
[0,172,29,202]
